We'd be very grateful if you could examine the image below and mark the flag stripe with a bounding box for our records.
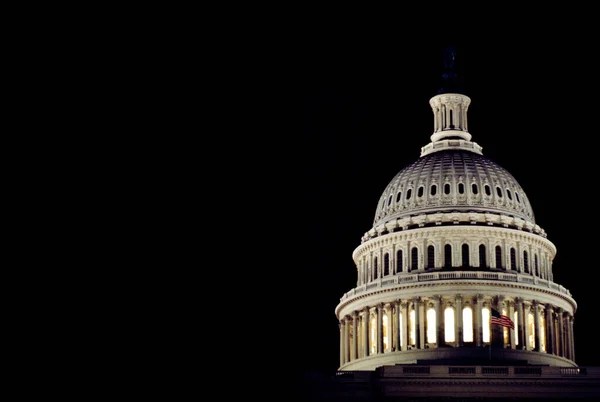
[491,308,515,329]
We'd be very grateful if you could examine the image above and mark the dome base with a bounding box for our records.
[340,347,576,371]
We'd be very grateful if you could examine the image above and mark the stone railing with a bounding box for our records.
[342,271,571,302]
[336,365,599,379]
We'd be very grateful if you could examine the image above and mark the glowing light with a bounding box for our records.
[445,307,455,342]
[463,307,473,342]
[427,307,436,344]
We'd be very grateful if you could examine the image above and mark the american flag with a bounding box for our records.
[491,308,514,329]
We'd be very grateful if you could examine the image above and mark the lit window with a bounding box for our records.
[410,309,416,346]
[383,314,389,351]
[482,307,490,343]
[463,307,473,342]
[445,307,455,342]
[528,312,535,349]
[370,315,377,354]
[540,314,546,352]
[514,311,519,346]
[503,308,509,344]
[427,307,436,344]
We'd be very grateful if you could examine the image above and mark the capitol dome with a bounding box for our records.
[365,92,544,242]
[335,86,576,371]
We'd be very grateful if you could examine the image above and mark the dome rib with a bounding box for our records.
[373,149,535,229]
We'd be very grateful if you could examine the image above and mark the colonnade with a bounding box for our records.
[339,295,575,367]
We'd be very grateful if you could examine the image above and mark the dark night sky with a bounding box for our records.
[270,23,600,378]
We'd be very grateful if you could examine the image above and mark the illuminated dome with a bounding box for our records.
[335,85,576,371]
[364,93,545,242]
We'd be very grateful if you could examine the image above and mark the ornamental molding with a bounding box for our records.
[354,225,555,261]
[335,280,576,319]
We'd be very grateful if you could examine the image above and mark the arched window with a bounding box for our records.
[382,314,389,351]
[444,183,451,195]
[374,257,378,279]
[396,191,402,203]
[411,247,418,271]
[445,307,455,343]
[524,251,529,273]
[496,187,503,197]
[528,312,535,350]
[406,189,412,200]
[463,306,473,342]
[514,311,519,346]
[397,250,403,273]
[430,184,437,196]
[444,244,452,268]
[427,307,436,344]
[506,189,513,200]
[462,244,470,267]
[458,183,465,194]
[479,244,486,268]
[370,315,377,354]
[388,195,393,206]
[418,186,424,198]
[485,185,491,196]
[472,183,479,194]
[427,245,435,269]
[482,307,491,343]
[384,253,390,276]
[510,248,517,270]
[495,245,502,269]
[535,255,539,276]
[540,314,546,352]
[515,192,521,203]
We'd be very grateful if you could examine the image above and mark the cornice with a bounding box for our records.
[353,225,555,261]
[335,280,576,318]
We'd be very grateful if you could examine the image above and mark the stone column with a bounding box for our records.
[492,296,505,348]
[515,298,525,350]
[523,301,531,350]
[545,305,554,355]
[392,244,397,274]
[386,304,393,352]
[377,304,383,354]
[565,313,572,360]
[569,315,575,362]
[363,307,369,357]
[414,297,421,349]
[508,300,516,349]
[352,311,358,361]
[395,300,401,351]
[344,315,350,363]
[557,308,564,357]
[434,295,442,347]
[401,301,408,351]
[533,301,541,352]
[339,320,345,367]
[475,294,483,347]
[455,295,463,347]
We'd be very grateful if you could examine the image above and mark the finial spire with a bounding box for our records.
[438,45,460,94]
